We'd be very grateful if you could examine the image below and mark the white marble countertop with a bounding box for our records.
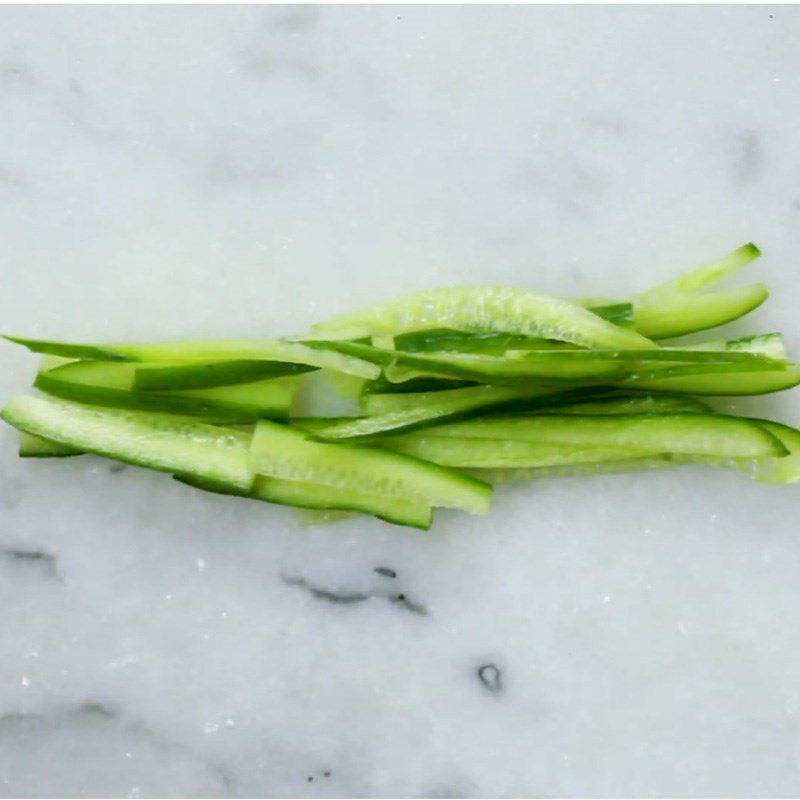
[1,5,800,797]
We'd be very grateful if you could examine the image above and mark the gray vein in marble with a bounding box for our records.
[1,548,60,580]
[281,573,428,616]
[0,701,237,795]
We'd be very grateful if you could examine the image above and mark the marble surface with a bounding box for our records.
[1,5,800,797]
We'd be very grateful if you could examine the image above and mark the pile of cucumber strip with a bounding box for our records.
[3,242,799,530]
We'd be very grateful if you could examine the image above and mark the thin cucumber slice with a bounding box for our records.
[504,347,773,365]
[624,364,800,396]
[379,434,649,468]
[636,243,761,301]
[316,386,609,440]
[363,376,475,394]
[420,413,787,459]
[1,395,254,489]
[309,286,656,349]
[4,335,380,380]
[254,477,432,529]
[634,284,768,339]
[34,361,294,422]
[18,431,82,458]
[471,456,682,483]
[250,420,492,515]
[134,360,315,390]
[177,472,432,529]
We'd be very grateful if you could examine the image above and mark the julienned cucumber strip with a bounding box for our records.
[416,413,787,459]
[176,473,432,529]
[4,336,380,380]
[313,386,611,440]
[636,243,761,301]
[134,360,316,390]
[391,303,634,354]
[634,284,768,339]
[1,395,254,490]
[18,431,82,457]
[35,360,294,422]
[255,477,432,528]
[624,364,800,396]
[249,420,492,514]
[309,286,656,350]
[378,435,651,468]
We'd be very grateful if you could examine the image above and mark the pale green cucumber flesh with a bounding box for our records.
[250,420,492,514]
[634,284,768,339]
[310,286,656,349]
[1,395,254,489]
[419,413,787,459]
[624,365,800,396]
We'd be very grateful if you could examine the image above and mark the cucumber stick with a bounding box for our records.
[254,477,432,529]
[1,395,254,490]
[5,335,380,380]
[314,386,608,440]
[310,286,656,350]
[35,360,294,422]
[249,420,492,514]
[634,284,768,340]
[417,413,786,460]
[177,473,432,529]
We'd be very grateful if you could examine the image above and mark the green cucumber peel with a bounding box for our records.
[34,360,294,423]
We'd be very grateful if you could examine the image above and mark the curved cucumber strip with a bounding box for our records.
[134,360,315,390]
[1,395,254,490]
[250,420,492,515]
[636,243,761,301]
[634,284,768,339]
[316,387,609,440]
[310,286,656,349]
[254,477,432,529]
[390,304,633,354]
[18,431,82,458]
[624,365,800,396]
[421,413,787,459]
[4,336,379,380]
[35,361,294,422]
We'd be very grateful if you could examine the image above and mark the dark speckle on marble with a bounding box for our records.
[1,548,60,580]
[374,566,397,579]
[477,663,503,695]
[0,63,36,89]
[108,463,126,474]
[271,6,319,32]
[584,113,626,135]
